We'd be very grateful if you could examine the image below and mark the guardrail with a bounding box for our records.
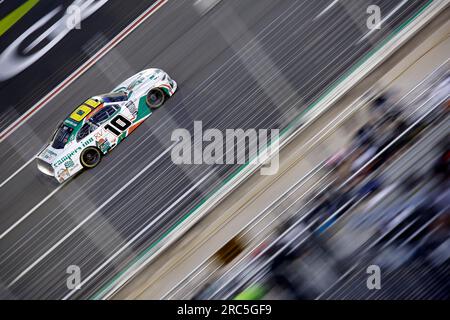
[165,61,449,299]
[99,0,449,299]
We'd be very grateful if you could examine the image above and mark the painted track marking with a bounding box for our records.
[314,0,339,20]
[62,170,215,300]
[0,182,65,240]
[8,143,175,287]
[0,0,168,143]
[0,153,38,189]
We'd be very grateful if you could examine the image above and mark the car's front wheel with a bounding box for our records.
[146,88,165,109]
[80,147,102,168]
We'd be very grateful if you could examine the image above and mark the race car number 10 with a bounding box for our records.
[105,115,132,136]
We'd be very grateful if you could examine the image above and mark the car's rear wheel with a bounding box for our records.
[146,88,165,109]
[80,147,102,168]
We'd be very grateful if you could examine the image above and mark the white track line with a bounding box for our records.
[194,0,222,15]
[0,0,168,143]
[314,0,339,20]
[0,182,66,240]
[63,169,215,300]
[0,153,38,189]
[8,143,175,287]
[0,0,169,232]
[358,0,409,43]
[0,0,167,185]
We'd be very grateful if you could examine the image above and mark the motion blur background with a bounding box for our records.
[0,0,448,299]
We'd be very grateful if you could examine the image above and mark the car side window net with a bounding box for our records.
[51,125,73,149]
[76,123,93,142]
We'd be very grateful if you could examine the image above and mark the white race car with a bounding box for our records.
[37,68,177,183]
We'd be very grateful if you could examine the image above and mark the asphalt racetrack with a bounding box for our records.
[0,0,431,299]
[0,0,158,131]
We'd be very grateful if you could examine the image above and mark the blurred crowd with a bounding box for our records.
[193,74,450,300]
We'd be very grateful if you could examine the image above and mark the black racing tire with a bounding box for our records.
[146,88,166,109]
[80,147,102,169]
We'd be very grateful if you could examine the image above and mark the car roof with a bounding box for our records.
[62,98,103,128]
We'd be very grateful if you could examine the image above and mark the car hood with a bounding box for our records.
[37,144,64,164]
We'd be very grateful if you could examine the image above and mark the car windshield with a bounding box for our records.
[51,125,73,149]
[98,92,128,103]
